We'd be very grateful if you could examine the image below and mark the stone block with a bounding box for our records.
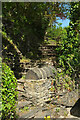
[17,83,24,92]
[17,65,57,107]
[17,100,31,108]
[17,79,25,83]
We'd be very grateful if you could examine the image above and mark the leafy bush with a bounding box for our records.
[51,69,75,93]
[56,26,80,75]
[1,63,18,120]
[56,2,80,80]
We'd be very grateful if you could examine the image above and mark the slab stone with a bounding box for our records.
[57,90,78,107]
[17,84,24,92]
[17,100,32,108]
[17,79,25,83]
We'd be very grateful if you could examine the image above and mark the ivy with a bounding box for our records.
[1,63,18,120]
[55,2,80,89]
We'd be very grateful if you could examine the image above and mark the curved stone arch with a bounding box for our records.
[25,65,56,80]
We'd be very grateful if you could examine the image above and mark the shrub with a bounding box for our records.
[1,63,18,120]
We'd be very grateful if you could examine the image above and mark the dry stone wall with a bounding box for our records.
[17,65,57,109]
[17,65,80,112]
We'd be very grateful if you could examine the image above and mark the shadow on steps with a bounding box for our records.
[70,98,80,117]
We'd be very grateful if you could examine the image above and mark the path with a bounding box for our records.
[17,90,80,120]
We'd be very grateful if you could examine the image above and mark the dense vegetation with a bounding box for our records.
[2,2,69,79]
[43,2,80,91]
[56,2,80,85]
[2,2,68,59]
[1,63,18,120]
[1,2,80,119]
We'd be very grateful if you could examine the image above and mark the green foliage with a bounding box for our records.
[46,3,80,89]
[46,23,67,45]
[56,2,80,81]
[70,2,80,24]
[50,3,80,91]
[52,69,75,92]
[2,2,70,79]
[1,63,18,120]
[2,2,69,59]
[57,27,79,68]
[2,31,23,79]
[2,2,48,59]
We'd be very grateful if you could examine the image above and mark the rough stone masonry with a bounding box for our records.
[17,65,57,109]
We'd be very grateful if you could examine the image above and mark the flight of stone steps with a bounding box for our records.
[39,44,57,57]
[18,44,58,78]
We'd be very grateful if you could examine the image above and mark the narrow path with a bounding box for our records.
[17,90,80,119]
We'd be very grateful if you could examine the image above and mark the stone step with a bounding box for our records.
[17,106,43,119]
[17,79,25,83]
[42,53,56,56]
[17,100,32,109]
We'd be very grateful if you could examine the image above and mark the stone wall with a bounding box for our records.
[17,78,52,108]
[17,65,80,112]
[17,65,56,110]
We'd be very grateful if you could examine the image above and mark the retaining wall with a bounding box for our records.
[17,65,56,109]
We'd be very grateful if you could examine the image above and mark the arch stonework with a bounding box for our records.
[17,65,57,109]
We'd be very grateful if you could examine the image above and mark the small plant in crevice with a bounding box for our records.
[64,111,68,117]
[21,75,26,79]
[20,106,29,112]
[55,107,60,113]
